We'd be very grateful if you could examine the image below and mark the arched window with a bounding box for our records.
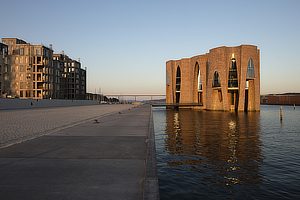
[213,71,221,87]
[197,69,202,90]
[195,62,202,90]
[247,58,255,78]
[228,54,238,87]
[175,66,181,103]
[166,71,169,85]
[176,66,181,91]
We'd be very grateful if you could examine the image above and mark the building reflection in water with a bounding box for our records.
[164,109,264,188]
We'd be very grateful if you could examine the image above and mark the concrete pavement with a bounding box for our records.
[0,104,159,199]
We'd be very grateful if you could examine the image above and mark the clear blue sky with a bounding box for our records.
[1,0,299,95]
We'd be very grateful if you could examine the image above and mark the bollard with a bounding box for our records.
[280,106,283,121]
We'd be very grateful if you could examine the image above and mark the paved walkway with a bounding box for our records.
[0,104,159,199]
[0,104,135,149]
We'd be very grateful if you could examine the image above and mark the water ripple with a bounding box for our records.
[154,105,300,199]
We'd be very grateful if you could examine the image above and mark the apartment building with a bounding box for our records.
[0,42,9,97]
[1,38,53,99]
[53,53,86,100]
[1,38,87,100]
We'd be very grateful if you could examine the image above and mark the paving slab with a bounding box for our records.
[0,104,158,200]
[0,158,144,200]
[0,136,147,159]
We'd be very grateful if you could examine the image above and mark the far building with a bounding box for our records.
[166,45,260,111]
[261,93,300,106]
[53,52,86,100]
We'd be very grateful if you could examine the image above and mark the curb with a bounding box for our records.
[143,105,160,199]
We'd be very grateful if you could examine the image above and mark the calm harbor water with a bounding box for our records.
[153,105,300,199]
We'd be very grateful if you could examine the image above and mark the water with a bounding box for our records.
[153,105,300,199]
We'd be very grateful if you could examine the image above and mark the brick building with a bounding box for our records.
[166,45,260,111]
[261,94,300,106]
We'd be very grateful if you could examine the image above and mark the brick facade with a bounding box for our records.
[166,45,260,111]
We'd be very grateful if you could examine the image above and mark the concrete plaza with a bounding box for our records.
[0,104,159,199]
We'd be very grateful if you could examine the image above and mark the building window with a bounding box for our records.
[37,57,42,64]
[2,40,6,44]
[175,66,181,103]
[166,71,169,85]
[36,48,41,55]
[247,58,255,78]
[228,54,238,87]
[26,90,31,97]
[10,40,13,45]
[176,66,181,92]
[213,71,221,87]
[198,69,202,90]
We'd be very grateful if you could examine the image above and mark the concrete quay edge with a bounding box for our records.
[143,105,160,200]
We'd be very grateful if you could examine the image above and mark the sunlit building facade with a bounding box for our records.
[166,45,260,111]
[1,38,53,99]
[0,38,87,100]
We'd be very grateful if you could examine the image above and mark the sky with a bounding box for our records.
[1,0,299,96]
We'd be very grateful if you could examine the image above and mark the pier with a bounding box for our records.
[0,104,159,199]
[151,103,203,108]
[104,94,166,102]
